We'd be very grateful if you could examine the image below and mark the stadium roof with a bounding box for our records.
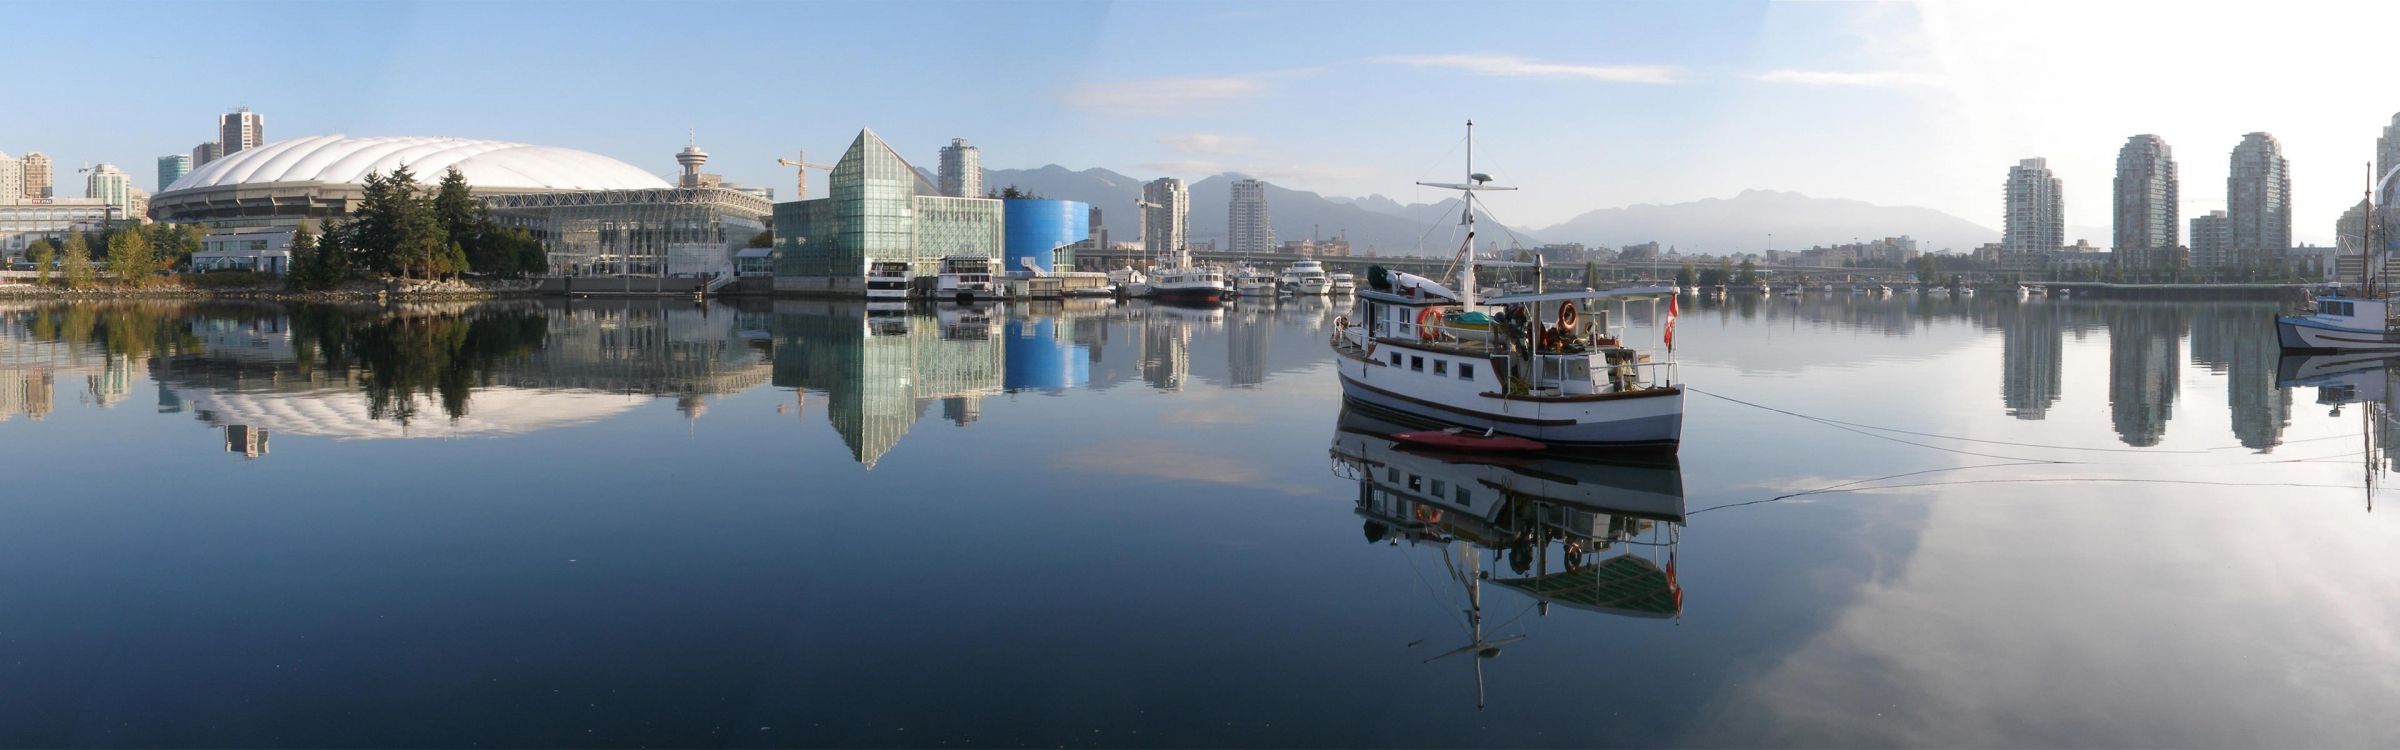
[164,134,671,194]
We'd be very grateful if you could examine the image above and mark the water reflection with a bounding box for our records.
[1329,408,1684,708]
[767,300,1004,468]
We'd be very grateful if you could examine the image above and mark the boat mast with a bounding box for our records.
[1463,120,1479,308]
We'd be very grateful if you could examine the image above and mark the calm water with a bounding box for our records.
[3,293,2396,747]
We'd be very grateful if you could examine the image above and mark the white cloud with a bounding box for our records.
[1063,77,1264,115]
[1158,133,1257,156]
[1378,53,1680,84]
[1754,69,1945,88]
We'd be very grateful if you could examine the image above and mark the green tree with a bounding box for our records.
[1736,258,1759,285]
[60,233,96,288]
[26,239,53,284]
[1675,262,1696,289]
[747,227,776,248]
[104,226,156,286]
[286,223,320,291]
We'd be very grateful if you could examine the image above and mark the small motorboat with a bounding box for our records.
[1392,428,1547,453]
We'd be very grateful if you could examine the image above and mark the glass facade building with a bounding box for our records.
[774,129,1005,295]
[484,187,770,277]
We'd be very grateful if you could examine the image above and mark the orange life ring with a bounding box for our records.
[1558,301,1578,329]
[1416,306,1442,340]
[1413,506,1443,524]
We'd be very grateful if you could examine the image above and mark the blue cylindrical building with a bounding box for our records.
[1001,199,1090,274]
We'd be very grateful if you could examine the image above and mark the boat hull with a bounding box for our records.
[1336,359,1681,449]
[2277,315,2400,352]
[1153,285,1228,303]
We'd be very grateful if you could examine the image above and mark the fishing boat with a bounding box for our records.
[1329,121,1683,450]
[934,255,997,303]
[865,259,912,301]
[1282,259,1333,296]
[1330,272,1358,295]
[2279,167,2400,352]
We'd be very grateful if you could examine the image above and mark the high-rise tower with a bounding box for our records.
[219,107,264,155]
[1228,178,1275,253]
[939,138,982,198]
[1141,177,1188,255]
[2226,132,2290,272]
[2113,135,2179,272]
[157,154,192,191]
[21,152,51,199]
[2002,158,2063,260]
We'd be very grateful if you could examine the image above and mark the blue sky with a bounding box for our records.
[10,1,2392,247]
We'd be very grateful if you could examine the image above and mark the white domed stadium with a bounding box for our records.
[153,134,772,278]
[152,135,673,226]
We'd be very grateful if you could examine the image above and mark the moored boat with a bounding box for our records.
[1283,259,1333,296]
[935,255,997,303]
[1329,121,1683,451]
[1330,271,1358,295]
[866,259,911,301]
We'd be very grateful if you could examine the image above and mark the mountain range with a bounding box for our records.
[975,165,2000,256]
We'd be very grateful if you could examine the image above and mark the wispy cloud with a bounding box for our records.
[1064,77,1264,115]
[1136,159,1224,175]
[1158,133,1257,156]
[1753,69,1945,88]
[1379,53,1681,83]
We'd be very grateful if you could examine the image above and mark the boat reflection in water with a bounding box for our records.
[1327,408,1684,708]
[2277,351,2400,509]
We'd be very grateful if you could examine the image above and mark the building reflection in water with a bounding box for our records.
[2189,306,2289,451]
[1002,306,1093,395]
[1328,408,1685,708]
[1139,303,1219,392]
[769,300,1003,469]
[1228,303,1271,388]
[2000,302,2062,419]
[126,300,774,454]
[2107,305,2185,447]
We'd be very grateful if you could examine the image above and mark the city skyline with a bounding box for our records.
[11,2,2400,246]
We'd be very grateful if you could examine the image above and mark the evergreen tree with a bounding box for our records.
[104,227,156,286]
[26,239,53,285]
[393,186,443,279]
[1675,262,1696,289]
[60,233,96,288]
[317,220,354,286]
[286,223,319,291]
[434,168,494,273]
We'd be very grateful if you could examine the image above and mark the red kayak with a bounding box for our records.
[1391,429,1547,453]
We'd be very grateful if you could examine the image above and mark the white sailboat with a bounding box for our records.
[1329,121,1684,450]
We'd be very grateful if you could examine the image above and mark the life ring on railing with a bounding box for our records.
[1558,301,1578,329]
[1417,307,1443,340]
[1413,506,1444,524]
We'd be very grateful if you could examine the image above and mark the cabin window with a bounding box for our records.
[1389,351,1401,366]
[1459,363,1475,381]
[1410,356,1424,372]
[1385,468,1398,483]
[1455,486,1470,504]
[1433,360,1449,376]
[1407,474,1422,492]
[1431,479,1447,496]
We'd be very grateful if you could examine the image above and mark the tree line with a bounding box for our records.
[20,223,206,289]
[287,165,546,291]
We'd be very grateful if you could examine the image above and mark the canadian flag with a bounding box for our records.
[1664,295,1678,351]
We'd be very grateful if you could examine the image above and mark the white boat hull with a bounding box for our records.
[1335,354,1681,448]
[2277,316,2400,351]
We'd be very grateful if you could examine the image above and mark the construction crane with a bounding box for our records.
[776,151,833,201]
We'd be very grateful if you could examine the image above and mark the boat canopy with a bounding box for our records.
[1483,286,1678,305]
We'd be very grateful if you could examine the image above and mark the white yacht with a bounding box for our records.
[1329,271,1358,295]
[1232,266,1280,298]
[1330,122,1683,450]
[865,259,911,301]
[935,255,997,303]
[1282,259,1333,295]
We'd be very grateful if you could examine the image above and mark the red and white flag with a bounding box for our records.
[1664,295,1679,351]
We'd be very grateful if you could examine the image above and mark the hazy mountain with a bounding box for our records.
[981,165,1536,256]
[1532,189,1999,254]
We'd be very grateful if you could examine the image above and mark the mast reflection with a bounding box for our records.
[1328,408,1684,708]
